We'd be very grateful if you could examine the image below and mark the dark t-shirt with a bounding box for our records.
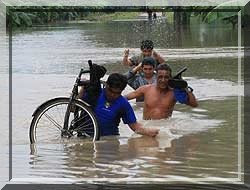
[83,89,137,136]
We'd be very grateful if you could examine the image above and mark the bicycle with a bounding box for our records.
[29,60,106,144]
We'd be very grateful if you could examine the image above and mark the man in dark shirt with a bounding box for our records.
[125,57,157,102]
[79,73,159,137]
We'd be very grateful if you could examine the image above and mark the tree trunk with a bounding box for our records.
[173,8,182,47]
[174,10,181,27]
[182,12,187,25]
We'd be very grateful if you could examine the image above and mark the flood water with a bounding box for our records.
[0,15,244,185]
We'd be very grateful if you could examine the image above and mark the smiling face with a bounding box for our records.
[157,70,171,89]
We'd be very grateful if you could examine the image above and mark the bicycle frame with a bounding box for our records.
[62,60,93,134]
[29,60,103,143]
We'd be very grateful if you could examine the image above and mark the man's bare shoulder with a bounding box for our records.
[137,84,155,92]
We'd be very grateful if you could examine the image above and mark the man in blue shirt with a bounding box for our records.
[79,73,159,137]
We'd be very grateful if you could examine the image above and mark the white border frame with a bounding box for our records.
[0,0,248,187]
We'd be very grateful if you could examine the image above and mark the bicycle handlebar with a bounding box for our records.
[81,70,90,74]
[88,60,93,67]
[173,67,187,79]
[77,60,93,76]
[78,60,93,75]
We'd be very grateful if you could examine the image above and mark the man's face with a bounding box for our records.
[105,85,122,102]
[157,70,171,89]
[141,48,153,57]
[142,64,154,78]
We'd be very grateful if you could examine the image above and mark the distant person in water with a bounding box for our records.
[153,12,157,20]
[79,72,159,137]
[125,64,198,120]
[125,57,157,102]
[122,40,165,67]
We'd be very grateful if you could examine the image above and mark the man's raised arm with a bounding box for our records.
[186,88,198,107]
[122,49,132,66]
[125,85,148,100]
[153,50,165,64]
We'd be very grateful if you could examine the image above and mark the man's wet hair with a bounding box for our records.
[156,64,172,76]
[106,73,127,91]
[141,40,154,50]
[142,57,156,68]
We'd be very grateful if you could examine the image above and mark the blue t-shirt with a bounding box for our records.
[83,89,137,136]
[174,88,188,104]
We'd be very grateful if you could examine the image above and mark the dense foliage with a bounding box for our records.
[6,6,249,28]
[7,7,114,27]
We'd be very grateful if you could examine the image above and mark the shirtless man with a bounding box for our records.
[125,64,198,120]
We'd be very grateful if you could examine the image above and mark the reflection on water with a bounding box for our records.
[24,96,240,182]
[1,17,243,184]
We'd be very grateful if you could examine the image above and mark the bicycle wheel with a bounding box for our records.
[29,97,99,144]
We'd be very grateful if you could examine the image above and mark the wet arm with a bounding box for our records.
[125,71,137,90]
[125,63,142,89]
[125,63,141,80]
[130,62,142,74]
[122,49,132,66]
[153,50,165,64]
[125,86,146,100]
[129,122,159,137]
[186,89,198,107]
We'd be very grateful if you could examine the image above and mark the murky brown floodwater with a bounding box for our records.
[0,15,244,185]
